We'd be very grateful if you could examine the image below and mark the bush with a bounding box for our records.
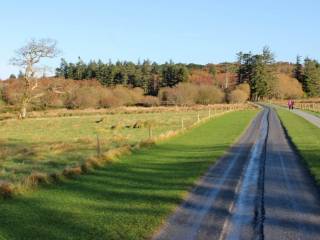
[65,86,101,109]
[274,74,304,99]
[112,86,144,106]
[228,83,251,103]
[236,83,251,97]
[2,79,23,105]
[99,88,119,108]
[228,89,249,103]
[159,87,177,105]
[195,85,225,104]
[137,96,160,107]
[174,83,197,106]
[159,84,225,105]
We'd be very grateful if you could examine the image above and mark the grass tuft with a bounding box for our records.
[0,182,14,199]
[24,172,49,187]
[62,166,82,178]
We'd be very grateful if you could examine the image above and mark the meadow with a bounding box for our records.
[0,104,249,193]
[0,109,257,240]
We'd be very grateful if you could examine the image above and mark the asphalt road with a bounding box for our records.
[153,106,320,240]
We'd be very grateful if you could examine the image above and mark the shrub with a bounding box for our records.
[236,83,251,97]
[228,89,249,103]
[2,79,23,105]
[158,87,177,105]
[65,86,101,109]
[99,88,119,108]
[112,86,144,106]
[174,83,197,106]
[195,85,225,104]
[274,74,304,99]
[137,96,160,107]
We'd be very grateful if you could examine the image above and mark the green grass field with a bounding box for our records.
[0,109,257,240]
[0,109,214,185]
[277,109,320,184]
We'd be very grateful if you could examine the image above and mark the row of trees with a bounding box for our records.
[55,59,190,95]
[236,47,319,99]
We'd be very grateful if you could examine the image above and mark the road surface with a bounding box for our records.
[153,106,320,240]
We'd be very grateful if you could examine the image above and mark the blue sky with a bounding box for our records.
[1,0,319,79]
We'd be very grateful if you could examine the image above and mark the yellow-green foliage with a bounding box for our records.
[228,83,251,103]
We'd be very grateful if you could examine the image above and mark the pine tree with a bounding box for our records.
[236,47,276,100]
[55,58,68,78]
[293,55,303,83]
[303,58,320,96]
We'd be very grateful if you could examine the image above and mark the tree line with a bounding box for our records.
[55,49,320,100]
[237,47,320,99]
[294,56,320,97]
[55,59,192,96]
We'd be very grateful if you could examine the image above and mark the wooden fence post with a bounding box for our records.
[149,125,152,138]
[96,134,101,158]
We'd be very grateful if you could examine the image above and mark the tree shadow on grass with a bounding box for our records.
[0,142,230,240]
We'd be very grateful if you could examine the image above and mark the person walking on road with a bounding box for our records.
[288,99,292,110]
[290,99,295,110]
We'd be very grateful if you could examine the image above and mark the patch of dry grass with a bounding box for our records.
[0,104,255,197]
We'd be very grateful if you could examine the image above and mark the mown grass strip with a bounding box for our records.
[0,110,257,240]
[277,108,320,185]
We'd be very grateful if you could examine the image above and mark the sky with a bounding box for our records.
[1,0,320,79]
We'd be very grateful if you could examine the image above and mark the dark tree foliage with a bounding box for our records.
[17,71,24,79]
[161,61,189,87]
[293,55,304,83]
[9,74,16,79]
[56,58,190,95]
[302,58,320,97]
[236,47,277,100]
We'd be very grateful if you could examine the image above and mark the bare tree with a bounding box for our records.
[10,38,60,118]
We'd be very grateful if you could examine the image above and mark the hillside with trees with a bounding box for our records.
[1,43,319,117]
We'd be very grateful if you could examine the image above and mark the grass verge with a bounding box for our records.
[277,108,320,184]
[0,110,257,240]
[305,110,320,118]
